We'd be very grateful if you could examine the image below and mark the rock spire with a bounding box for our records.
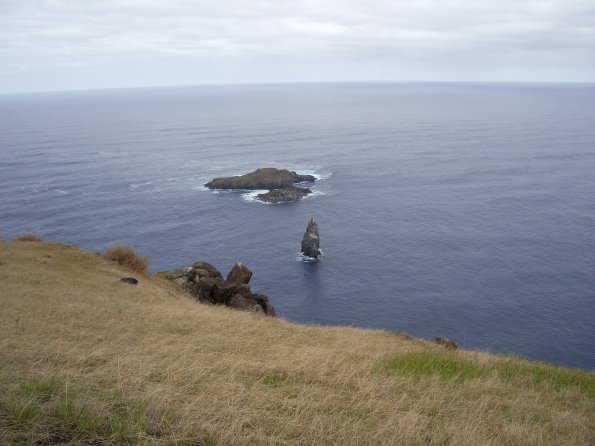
[301,217,321,259]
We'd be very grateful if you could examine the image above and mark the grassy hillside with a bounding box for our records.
[0,240,593,445]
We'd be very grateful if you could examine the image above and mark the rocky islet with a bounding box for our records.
[256,187,312,203]
[205,167,316,203]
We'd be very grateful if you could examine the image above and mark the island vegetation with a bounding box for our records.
[0,238,593,445]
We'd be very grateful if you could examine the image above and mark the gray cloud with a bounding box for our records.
[0,0,594,92]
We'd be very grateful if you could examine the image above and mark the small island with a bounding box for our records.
[205,167,316,203]
[256,187,312,203]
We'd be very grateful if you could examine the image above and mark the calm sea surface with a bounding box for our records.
[1,83,594,369]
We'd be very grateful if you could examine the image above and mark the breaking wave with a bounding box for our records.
[296,249,323,262]
[242,190,270,203]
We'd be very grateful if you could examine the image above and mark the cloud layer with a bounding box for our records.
[1,0,594,92]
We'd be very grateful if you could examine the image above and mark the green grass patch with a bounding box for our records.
[202,435,216,446]
[109,418,129,439]
[54,399,103,434]
[261,375,285,388]
[5,398,40,422]
[53,393,154,441]
[379,351,595,399]
[259,372,298,389]
[1,378,226,445]
[493,361,595,399]
[21,377,59,400]
[380,351,484,383]
[126,404,148,431]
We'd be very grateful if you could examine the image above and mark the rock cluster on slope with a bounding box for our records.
[301,217,321,259]
[164,261,275,316]
[431,337,458,349]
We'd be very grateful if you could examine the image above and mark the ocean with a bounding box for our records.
[1,83,594,369]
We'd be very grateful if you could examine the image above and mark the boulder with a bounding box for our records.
[228,294,265,314]
[198,276,235,304]
[301,217,321,259]
[120,277,138,285]
[174,276,190,287]
[256,187,312,203]
[249,293,269,307]
[164,268,189,281]
[192,262,222,279]
[263,302,276,317]
[194,268,210,279]
[195,276,217,301]
[227,262,252,285]
[185,282,201,298]
[248,294,276,316]
[431,337,458,350]
[234,283,252,296]
[205,167,315,190]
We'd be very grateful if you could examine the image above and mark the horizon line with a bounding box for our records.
[2,79,595,96]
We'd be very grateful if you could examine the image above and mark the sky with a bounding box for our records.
[1,0,594,93]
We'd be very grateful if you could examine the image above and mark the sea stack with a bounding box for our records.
[301,217,321,259]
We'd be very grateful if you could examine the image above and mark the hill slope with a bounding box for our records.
[0,240,593,445]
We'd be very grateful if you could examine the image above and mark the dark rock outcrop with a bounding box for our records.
[227,262,252,285]
[256,187,312,203]
[205,168,315,190]
[163,261,275,316]
[301,217,321,259]
[431,337,458,350]
[120,277,138,285]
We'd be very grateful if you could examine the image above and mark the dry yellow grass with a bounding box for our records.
[0,240,593,445]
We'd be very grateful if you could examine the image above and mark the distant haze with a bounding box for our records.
[1,0,594,93]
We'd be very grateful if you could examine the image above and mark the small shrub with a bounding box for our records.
[103,245,149,272]
[14,233,41,242]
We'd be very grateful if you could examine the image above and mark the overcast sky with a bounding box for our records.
[1,0,594,93]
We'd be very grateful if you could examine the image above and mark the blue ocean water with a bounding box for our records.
[1,83,594,369]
